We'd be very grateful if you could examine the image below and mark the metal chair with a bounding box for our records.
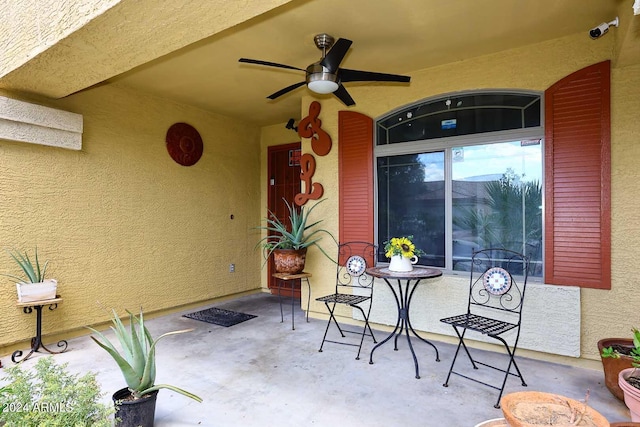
[316,241,377,360]
[440,248,530,408]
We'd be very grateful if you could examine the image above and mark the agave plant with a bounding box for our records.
[255,198,336,264]
[3,247,48,283]
[87,309,202,402]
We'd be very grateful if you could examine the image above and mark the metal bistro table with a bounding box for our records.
[367,266,443,379]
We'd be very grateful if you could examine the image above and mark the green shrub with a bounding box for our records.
[0,357,112,427]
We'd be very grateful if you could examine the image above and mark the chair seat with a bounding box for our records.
[316,293,370,305]
[440,313,517,336]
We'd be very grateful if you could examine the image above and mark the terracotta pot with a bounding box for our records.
[598,338,635,401]
[620,368,640,422]
[273,248,307,274]
[501,391,609,427]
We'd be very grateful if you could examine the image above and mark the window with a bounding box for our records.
[341,62,610,288]
[376,92,543,276]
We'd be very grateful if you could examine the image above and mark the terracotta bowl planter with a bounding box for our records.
[501,391,610,427]
[599,338,635,401]
[273,248,307,274]
[620,368,640,422]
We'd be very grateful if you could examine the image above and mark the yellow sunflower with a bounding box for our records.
[384,236,423,258]
[397,237,416,258]
[384,237,398,257]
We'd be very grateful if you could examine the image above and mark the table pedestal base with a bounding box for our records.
[369,277,440,379]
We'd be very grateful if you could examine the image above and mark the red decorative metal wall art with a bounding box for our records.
[166,122,203,166]
[295,101,332,206]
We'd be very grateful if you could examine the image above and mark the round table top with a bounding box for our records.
[366,266,443,280]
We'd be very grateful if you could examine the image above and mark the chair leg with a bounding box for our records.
[365,320,377,344]
[443,330,465,387]
[443,327,478,387]
[501,341,526,386]
[362,299,377,344]
[455,326,479,369]
[318,301,344,353]
[443,327,527,409]
[352,305,376,360]
[492,336,527,408]
[327,302,346,336]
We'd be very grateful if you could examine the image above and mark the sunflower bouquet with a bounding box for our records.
[383,235,425,258]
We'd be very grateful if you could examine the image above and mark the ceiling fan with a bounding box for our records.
[239,33,411,106]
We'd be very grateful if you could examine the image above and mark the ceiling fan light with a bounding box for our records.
[308,80,339,94]
[307,70,339,94]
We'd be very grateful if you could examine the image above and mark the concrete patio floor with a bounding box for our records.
[1,292,632,426]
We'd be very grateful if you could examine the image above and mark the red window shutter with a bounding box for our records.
[544,60,611,289]
[338,111,374,261]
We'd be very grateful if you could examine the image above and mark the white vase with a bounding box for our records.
[388,255,417,272]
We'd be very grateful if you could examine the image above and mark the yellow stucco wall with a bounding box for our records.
[296,32,640,364]
[0,83,262,354]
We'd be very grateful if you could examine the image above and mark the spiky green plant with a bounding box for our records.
[254,198,336,264]
[87,309,202,402]
[3,248,48,283]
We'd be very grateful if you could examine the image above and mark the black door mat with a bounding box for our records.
[183,307,257,327]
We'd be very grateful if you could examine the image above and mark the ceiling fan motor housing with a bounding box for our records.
[306,62,338,94]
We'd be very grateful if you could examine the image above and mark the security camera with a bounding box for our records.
[285,118,298,132]
[589,17,619,39]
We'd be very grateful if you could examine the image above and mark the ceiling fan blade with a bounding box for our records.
[333,84,355,106]
[267,81,307,100]
[339,68,411,83]
[320,38,353,73]
[239,58,305,72]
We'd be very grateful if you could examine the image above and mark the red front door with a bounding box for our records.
[267,142,301,297]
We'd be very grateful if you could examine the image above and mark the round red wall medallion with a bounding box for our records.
[166,122,203,166]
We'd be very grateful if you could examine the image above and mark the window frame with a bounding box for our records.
[373,91,544,275]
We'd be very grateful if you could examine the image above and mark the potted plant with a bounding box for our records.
[599,337,635,401]
[3,247,57,302]
[383,235,425,272]
[500,391,609,427]
[255,198,335,274]
[608,328,640,422]
[88,308,202,427]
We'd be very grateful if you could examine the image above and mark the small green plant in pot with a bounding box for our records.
[88,308,202,427]
[601,327,640,374]
[602,327,640,421]
[255,198,336,274]
[3,247,57,302]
